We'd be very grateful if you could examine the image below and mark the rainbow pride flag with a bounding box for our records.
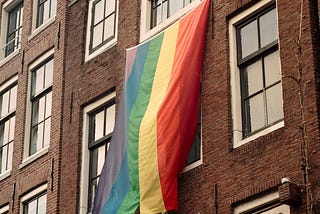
[93,0,209,213]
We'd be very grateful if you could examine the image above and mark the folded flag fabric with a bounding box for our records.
[93,0,210,213]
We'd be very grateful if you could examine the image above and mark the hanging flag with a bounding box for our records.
[93,0,210,213]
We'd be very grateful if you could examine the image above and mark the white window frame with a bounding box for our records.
[229,0,284,148]
[84,0,119,62]
[29,0,56,39]
[0,0,23,66]
[234,191,290,214]
[140,0,201,42]
[0,205,9,214]
[0,75,18,181]
[20,183,47,214]
[20,49,54,169]
[79,92,116,214]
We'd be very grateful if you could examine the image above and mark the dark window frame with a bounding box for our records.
[36,0,55,28]
[5,1,23,57]
[29,57,53,156]
[87,99,115,211]
[89,0,117,54]
[235,5,282,137]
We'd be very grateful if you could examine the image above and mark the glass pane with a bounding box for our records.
[37,3,44,26]
[94,110,105,141]
[103,15,115,41]
[97,145,106,176]
[45,92,52,118]
[266,83,283,124]
[186,124,200,165]
[27,199,37,214]
[0,123,4,146]
[38,194,47,214]
[37,122,44,151]
[162,1,168,20]
[1,91,9,117]
[1,146,7,172]
[155,5,162,26]
[34,66,45,95]
[9,116,15,142]
[43,1,50,23]
[260,8,278,47]
[7,141,13,170]
[3,121,9,145]
[105,0,115,16]
[105,104,115,135]
[249,93,265,132]
[168,1,183,17]
[32,100,40,126]
[240,20,259,58]
[45,59,54,87]
[264,50,281,86]
[91,149,98,177]
[0,147,2,173]
[245,60,263,95]
[94,0,105,24]
[9,86,17,112]
[43,118,51,147]
[30,126,38,155]
[50,0,57,17]
[8,8,18,35]
[38,97,46,122]
[92,23,103,49]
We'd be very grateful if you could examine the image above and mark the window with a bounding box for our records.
[79,92,116,214]
[85,0,118,61]
[0,77,17,178]
[0,205,9,214]
[234,191,290,214]
[21,184,47,214]
[29,58,53,156]
[150,0,195,29]
[0,0,23,61]
[140,0,200,41]
[229,0,284,147]
[36,0,56,28]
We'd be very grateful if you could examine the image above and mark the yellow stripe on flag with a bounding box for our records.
[138,22,179,213]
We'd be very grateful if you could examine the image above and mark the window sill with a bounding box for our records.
[0,49,20,68]
[28,17,56,41]
[233,121,285,148]
[0,170,11,181]
[84,40,117,63]
[19,147,49,169]
[181,159,202,173]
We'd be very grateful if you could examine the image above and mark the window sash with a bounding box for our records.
[36,0,56,27]
[89,0,116,53]
[23,192,47,214]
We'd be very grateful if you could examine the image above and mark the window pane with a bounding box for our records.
[37,194,47,214]
[37,3,44,26]
[162,1,168,20]
[9,116,15,142]
[1,146,7,172]
[168,1,183,17]
[50,0,57,17]
[38,97,46,122]
[248,94,265,132]
[0,123,4,146]
[1,91,9,117]
[43,118,51,147]
[3,121,9,145]
[92,23,103,49]
[43,1,50,23]
[266,83,283,124]
[105,0,115,16]
[45,92,52,118]
[260,8,278,47]
[103,15,115,41]
[245,59,263,95]
[30,127,38,155]
[264,50,281,86]
[45,59,54,87]
[105,104,115,135]
[240,20,259,58]
[0,146,2,173]
[186,124,200,165]
[34,66,45,95]
[7,141,13,170]
[36,123,44,151]
[9,86,17,112]
[97,145,106,176]
[27,199,37,214]
[94,0,105,25]
[32,100,40,126]
[94,110,105,141]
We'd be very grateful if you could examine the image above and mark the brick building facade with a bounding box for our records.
[0,0,320,213]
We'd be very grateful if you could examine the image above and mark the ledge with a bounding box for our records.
[0,50,19,68]
[28,17,56,41]
[0,170,11,182]
[19,147,49,169]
